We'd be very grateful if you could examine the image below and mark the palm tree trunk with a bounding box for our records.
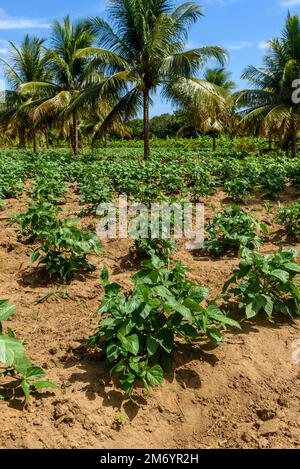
[143,90,150,160]
[291,132,297,158]
[73,114,79,156]
[70,124,74,154]
[212,133,216,152]
[18,130,26,149]
[33,130,38,155]
[44,128,49,150]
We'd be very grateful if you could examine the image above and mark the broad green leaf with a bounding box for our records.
[0,300,16,321]
[119,373,136,396]
[263,296,274,317]
[118,333,139,356]
[208,328,224,344]
[152,286,172,299]
[21,379,31,400]
[208,310,241,329]
[147,330,174,354]
[183,298,203,312]
[111,360,126,373]
[100,318,117,327]
[0,335,31,372]
[30,250,40,264]
[101,266,109,286]
[271,269,290,283]
[146,365,164,386]
[165,296,194,322]
[246,303,258,319]
[25,366,46,381]
[33,381,58,390]
[151,256,165,270]
[160,329,174,353]
[285,262,300,273]
[146,335,159,356]
[106,343,121,362]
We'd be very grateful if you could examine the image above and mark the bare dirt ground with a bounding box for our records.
[0,187,300,449]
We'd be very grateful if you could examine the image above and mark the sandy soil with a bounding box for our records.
[0,186,300,449]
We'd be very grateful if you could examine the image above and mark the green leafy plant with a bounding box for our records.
[11,200,60,241]
[224,177,253,202]
[31,176,67,204]
[278,202,300,239]
[260,161,287,197]
[223,248,300,318]
[87,256,240,396]
[79,173,112,211]
[0,299,57,400]
[114,411,127,427]
[30,218,102,282]
[133,211,178,264]
[204,205,265,256]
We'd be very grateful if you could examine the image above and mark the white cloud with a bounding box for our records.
[0,39,8,59]
[225,41,253,51]
[280,0,300,6]
[258,40,270,49]
[0,8,50,30]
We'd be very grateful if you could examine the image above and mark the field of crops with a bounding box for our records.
[0,143,300,449]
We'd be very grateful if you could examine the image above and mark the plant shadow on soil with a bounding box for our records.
[18,267,98,289]
[224,304,298,340]
[1,381,56,411]
[266,229,300,247]
[59,304,297,422]
[62,341,218,420]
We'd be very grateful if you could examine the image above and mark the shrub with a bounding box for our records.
[133,211,178,263]
[204,205,264,256]
[224,177,253,202]
[11,200,60,242]
[31,176,67,204]
[30,218,102,282]
[278,202,300,239]
[260,161,287,196]
[223,248,300,318]
[79,173,112,207]
[87,256,240,395]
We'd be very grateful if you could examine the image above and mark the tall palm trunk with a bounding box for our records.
[143,90,150,161]
[44,128,49,150]
[18,130,26,149]
[33,130,38,155]
[212,133,216,152]
[291,132,297,158]
[72,114,79,156]
[70,123,74,154]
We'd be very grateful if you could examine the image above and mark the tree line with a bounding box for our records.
[0,1,300,158]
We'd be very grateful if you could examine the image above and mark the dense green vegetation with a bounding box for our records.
[1,143,300,207]
[1,1,300,401]
[1,138,300,397]
[1,4,300,159]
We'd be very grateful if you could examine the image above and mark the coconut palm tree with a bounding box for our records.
[69,0,227,159]
[167,67,234,150]
[236,13,300,157]
[0,35,50,152]
[204,67,236,92]
[19,16,99,155]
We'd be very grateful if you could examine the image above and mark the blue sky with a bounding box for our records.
[0,0,300,116]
